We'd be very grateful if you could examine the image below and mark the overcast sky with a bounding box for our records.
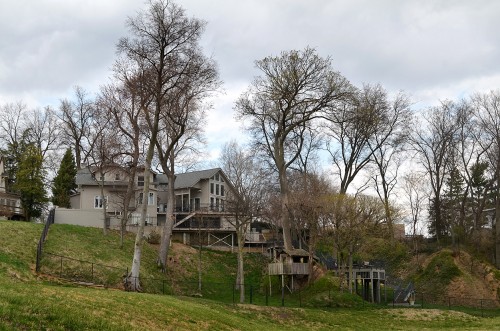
[1,0,500,163]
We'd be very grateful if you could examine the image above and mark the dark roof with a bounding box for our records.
[75,167,225,189]
[174,168,221,189]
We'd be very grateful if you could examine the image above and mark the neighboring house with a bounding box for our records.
[0,156,23,220]
[58,165,268,249]
[161,168,236,248]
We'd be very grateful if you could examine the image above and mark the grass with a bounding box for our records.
[2,220,500,330]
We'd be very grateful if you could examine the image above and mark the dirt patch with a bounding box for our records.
[384,308,478,322]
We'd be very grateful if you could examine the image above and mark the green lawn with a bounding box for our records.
[1,220,500,330]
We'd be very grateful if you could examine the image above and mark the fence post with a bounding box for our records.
[266,289,269,306]
[281,285,285,307]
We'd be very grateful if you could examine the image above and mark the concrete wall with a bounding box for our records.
[54,208,104,228]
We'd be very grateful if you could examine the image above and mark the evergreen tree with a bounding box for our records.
[52,148,77,208]
[442,166,465,246]
[14,144,47,221]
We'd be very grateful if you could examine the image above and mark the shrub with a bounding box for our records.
[147,230,161,244]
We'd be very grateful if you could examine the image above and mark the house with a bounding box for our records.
[0,156,23,220]
[56,165,267,249]
[161,168,237,248]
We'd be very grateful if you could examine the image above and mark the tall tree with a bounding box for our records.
[154,38,220,271]
[471,90,500,267]
[117,0,211,289]
[14,144,47,221]
[410,101,461,242]
[58,86,96,169]
[236,47,354,251]
[99,73,148,247]
[52,148,77,208]
[219,141,267,302]
[401,172,428,258]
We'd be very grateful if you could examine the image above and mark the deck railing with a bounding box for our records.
[268,262,309,275]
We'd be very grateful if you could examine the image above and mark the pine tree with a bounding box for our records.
[52,149,77,208]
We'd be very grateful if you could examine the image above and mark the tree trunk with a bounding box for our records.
[120,166,137,248]
[348,245,353,294]
[237,226,245,303]
[158,172,176,271]
[279,169,293,251]
[127,130,156,291]
[495,178,500,268]
[100,178,107,236]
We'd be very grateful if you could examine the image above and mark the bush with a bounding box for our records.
[147,230,161,244]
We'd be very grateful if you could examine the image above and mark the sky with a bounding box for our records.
[1,0,500,165]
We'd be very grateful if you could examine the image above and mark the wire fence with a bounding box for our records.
[35,209,54,272]
[37,252,500,315]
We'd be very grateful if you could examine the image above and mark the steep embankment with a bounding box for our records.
[411,249,500,306]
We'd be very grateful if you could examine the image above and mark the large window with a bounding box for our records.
[221,185,224,197]
[210,183,214,194]
[216,184,219,195]
[137,176,144,187]
[148,192,155,205]
[94,196,107,209]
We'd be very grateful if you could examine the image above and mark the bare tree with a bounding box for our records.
[401,172,428,259]
[325,193,384,293]
[117,0,211,290]
[236,47,354,251]
[154,47,220,271]
[410,101,461,242]
[368,87,412,241]
[58,86,96,169]
[288,170,333,283]
[219,140,267,302]
[471,90,500,267]
[99,66,149,247]
[84,103,116,235]
[325,84,410,198]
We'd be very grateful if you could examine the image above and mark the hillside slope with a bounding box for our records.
[2,221,500,330]
[410,249,500,306]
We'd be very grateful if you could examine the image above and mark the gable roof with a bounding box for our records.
[174,168,221,189]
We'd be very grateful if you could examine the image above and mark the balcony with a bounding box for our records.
[172,203,227,213]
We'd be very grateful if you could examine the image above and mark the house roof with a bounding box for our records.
[75,166,226,190]
[174,168,221,189]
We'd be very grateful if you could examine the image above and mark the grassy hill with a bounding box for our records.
[2,220,500,330]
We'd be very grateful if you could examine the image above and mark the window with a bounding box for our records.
[138,193,143,205]
[115,173,120,181]
[210,183,214,194]
[216,184,219,195]
[210,197,214,209]
[138,176,144,187]
[148,192,155,205]
[94,196,107,209]
[221,185,224,197]
[215,173,220,181]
